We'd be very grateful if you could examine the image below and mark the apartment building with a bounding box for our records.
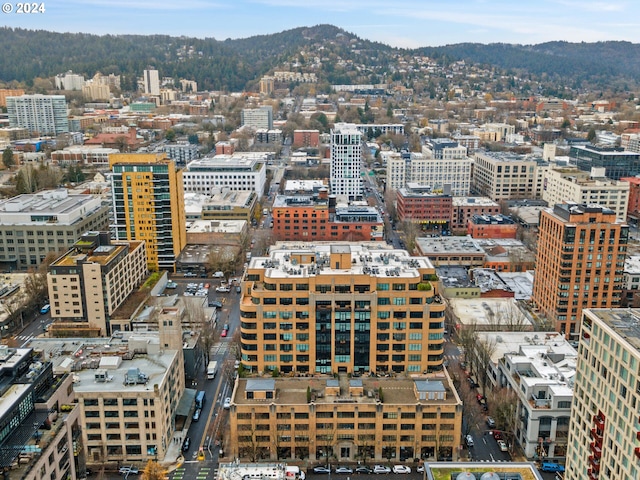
[620,176,640,223]
[240,242,447,375]
[109,153,186,271]
[55,71,85,91]
[396,186,452,234]
[354,124,404,136]
[47,231,147,337]
[6,94,69,135]
[185,190,258,223]
[330,123,364,200]
[491,333,575,459]
[565,309,640,480]
[0,88,24,107]
[0,189,109,271]
[422,138,468,160]
[229,375,462,463]
[68,336,184,466]
[451,197,501,232]
[241,106,273,130]
[293,129,320,148]
[0,347,82,480]
[51,146,120,166]
[163,142,199,166]
[472,151,548,201]
[182,154,267,197]
[543,166,629,221]
[143,68,160,96]
[385,151,472,195]
[532,204,628,338]
[271,190,383,242]
[570,144,640,180]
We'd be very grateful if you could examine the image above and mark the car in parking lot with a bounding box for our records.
[486,416,496,428]
[373,465,391,474]
[392,465,410,474]
[216,286,231,293]
[182,437,191,452]
[497,440,508,452]
[355,466,372,474]
[334,467,353,474]
[313,466,331,474]
[209,300,223,308]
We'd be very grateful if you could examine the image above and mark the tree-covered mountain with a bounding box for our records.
[0,25,638,92]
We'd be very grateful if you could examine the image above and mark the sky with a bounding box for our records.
[2,0,640,48]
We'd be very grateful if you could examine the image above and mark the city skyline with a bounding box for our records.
[1,0,639,49]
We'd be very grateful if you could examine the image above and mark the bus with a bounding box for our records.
[195,390,205,409]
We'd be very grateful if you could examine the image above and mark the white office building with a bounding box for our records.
[183,154,267,197]
[330,123,364,200]
[241,106,273,130]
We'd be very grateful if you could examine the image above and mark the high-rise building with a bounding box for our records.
[47,231,147,336]
[6,94,69,135]
[109,153,186,271]
[532,204,628,338]
[330,123,364,200]
[240,242,447,375]
[54,70,85,91]
[143,68,160,96]
[565,308,640,480]
[570,144,640,180]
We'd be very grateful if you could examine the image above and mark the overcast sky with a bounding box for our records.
[2,0,640,48]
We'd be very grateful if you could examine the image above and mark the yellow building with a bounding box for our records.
[229,375,462,463]
[109,153,186,271]
[240,242,446,375]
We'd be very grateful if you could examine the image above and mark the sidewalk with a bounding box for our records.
[161,431,187,472]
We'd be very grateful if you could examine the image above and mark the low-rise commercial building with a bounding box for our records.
[183,154,267,197]
[396,185,452,234]
[415,236,485,268]
[467,214,518,239]
[451,197,501,233]
[229,375,462,463]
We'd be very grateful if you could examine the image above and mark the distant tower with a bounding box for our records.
[143,68,160,96]
[330,123,364,201]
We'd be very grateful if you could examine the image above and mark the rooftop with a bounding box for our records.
[250,242,435,280]
[452,197,499,207]
[187,220,246,234]
[586,308,640,353]
[436,266,474,289]
[416,236,484,255]
[449,297,532,329]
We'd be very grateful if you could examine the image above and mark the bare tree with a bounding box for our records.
[488,387,519,452]
[460,387,484,436]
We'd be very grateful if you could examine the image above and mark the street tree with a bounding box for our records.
[2,147,14,169]
[141,460,167,480]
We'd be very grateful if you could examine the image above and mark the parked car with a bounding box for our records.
[540,463,565,473]
[40,304,50,314]
[220,329,227,338]
[119,467,139,475]
[223,397,231,409]
[236,285,242,294]
[192,408,201,422]
[373,465,391,474]
[355,466,373,474]
[493,431,503,440]
[486,416,496,428]
[212,271,225,278]
[334,467,353,474]
[165,281,178,289]
[465,435,474,448]
[216,286,231,293]
[209,300,223,308]
[392,465,411,474]
[313,466,331,474]
[497,440,508,452]
[416,465,425,473]
[182,437,191,452]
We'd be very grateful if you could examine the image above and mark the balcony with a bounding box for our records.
[587,469,598,480]
[635,447,640,460]
[590,442,602,458]
[588,455,600,471]
[590,428,602,443]
[593,414,605,430]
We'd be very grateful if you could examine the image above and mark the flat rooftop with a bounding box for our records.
[416,236,484,255]
[449,297,532,329]
[587,308,640,353]
[232,374,460,407]
[51,242,133,268]
[452,196,499,207]
[250,242,435,280]
[187,220,246,234]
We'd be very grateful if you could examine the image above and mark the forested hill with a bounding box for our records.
[1,25,639,91]
[417,41,640,89]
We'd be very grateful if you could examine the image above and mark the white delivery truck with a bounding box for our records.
[207,360,218,379]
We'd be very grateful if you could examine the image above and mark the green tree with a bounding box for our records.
[165,129,176,142]
[2,148,14,169]
[587,128,597,142]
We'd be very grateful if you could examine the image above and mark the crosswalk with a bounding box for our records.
[16,334,35,346]
[170,465,217,480]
